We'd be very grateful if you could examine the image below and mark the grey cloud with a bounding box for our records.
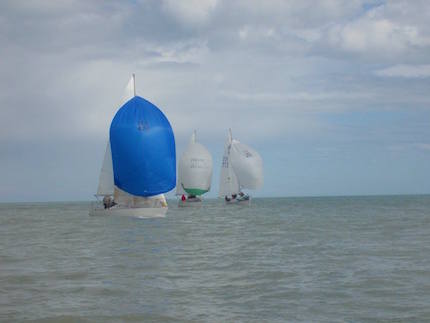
[375,64,430,78]
[1,0,430,201]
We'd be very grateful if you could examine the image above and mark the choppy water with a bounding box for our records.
[1,196,430,322]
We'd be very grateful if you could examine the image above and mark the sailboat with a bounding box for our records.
[89,74,176,217]
[219,129,263,204]
[176,130,213,206]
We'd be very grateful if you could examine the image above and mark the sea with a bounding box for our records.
[1,196,429,322]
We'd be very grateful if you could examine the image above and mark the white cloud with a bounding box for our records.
[387,143,430,152]
[135,40,210,65]
[375,64,430,78]
[162,0,218,26]
[219,89,371,103]
[329,17,428,55]
[414,143,430,151]
[238,25,278,41]
[227,0,361,27]
[326,2,430,60]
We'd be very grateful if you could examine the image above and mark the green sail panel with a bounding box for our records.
[183,187,209,196]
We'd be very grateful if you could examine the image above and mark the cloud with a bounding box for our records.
[414,143,430,151]
[375,64,430,78]
[161,0,218,26]
[329,18,428,55]
[324,2,430,61]
[1,0,430,200]
[238,25,277,41]
[387,143,430,152]
[140,40,210,64]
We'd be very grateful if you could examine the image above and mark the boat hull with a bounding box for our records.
[89,205,168,218]
[224,197,251,205]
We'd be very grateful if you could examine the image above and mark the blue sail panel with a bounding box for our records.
[109,96,176,196]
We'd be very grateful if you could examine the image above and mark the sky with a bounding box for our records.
[1,0,430,202]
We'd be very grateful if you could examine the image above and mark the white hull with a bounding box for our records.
[89,205,167,218]
[224,197,251,205]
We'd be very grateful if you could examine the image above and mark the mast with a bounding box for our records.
[191,129,196,144]
[132,73,136,96]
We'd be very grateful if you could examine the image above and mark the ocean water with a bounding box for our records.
[1,196,430,322]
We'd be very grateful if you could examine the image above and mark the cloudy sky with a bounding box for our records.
[1,0,430,202]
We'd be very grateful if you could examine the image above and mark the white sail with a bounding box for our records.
[96,141,114,196]
[218,131,240,197]
[176,174,186,196]
[230,140,263,189]
[120,74,135,107]
[96,75,136,196]
[176,131,213,196]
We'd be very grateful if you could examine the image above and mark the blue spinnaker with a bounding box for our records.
[110,96,176,196]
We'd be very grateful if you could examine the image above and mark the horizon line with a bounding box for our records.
[2,193,430,204]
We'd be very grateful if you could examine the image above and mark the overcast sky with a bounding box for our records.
[1,0,430,202]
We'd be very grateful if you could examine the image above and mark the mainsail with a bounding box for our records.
[218,130,240,197]
[176,131,213,196]
[96,75,136,196]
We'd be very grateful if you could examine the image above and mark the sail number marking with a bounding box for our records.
[190,158,207,169]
